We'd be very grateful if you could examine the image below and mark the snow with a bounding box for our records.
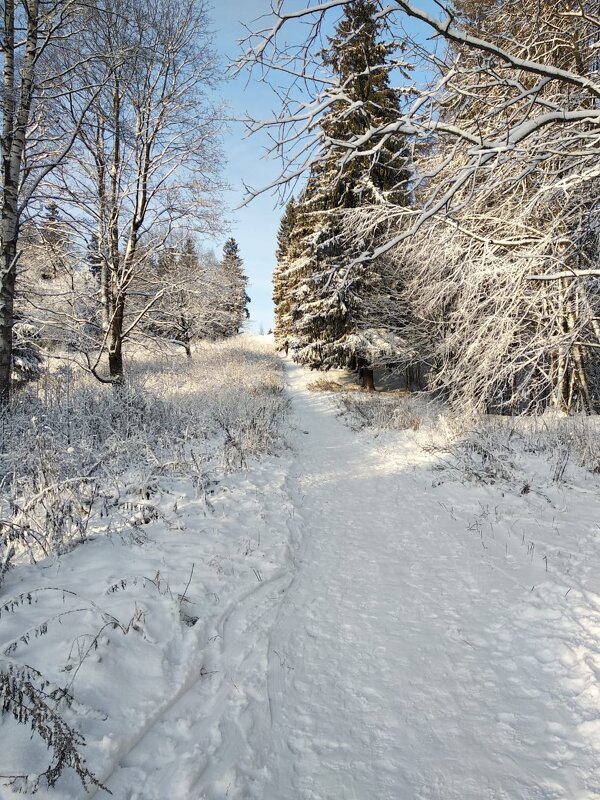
[2,347,600,798]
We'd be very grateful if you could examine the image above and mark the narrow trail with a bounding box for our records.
[105,358,600,799]
[242,361,599,800]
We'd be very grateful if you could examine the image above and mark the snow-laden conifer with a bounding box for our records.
[244,0,600,412]
[213,238,250,339]
[277,0,413,386]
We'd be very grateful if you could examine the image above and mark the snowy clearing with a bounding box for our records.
[2,346,600,798]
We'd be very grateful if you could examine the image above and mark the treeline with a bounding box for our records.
[1,0,248,403]
[265,0,600,414]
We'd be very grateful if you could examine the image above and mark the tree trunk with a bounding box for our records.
[108,345,123,384]
[108,296,125,384]
[406,363,422,391]
[0,241,17,405]
[362,368,375,391]
[1,0,17,405]
[358,358,376,391]
[1,0,39,405]
[553,278,570,412]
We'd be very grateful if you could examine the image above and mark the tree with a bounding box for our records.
[395,0,600,412]
[273,198,298,351]
[37,203,64,279]
[0,0,92,404]
[241,1,600,411]
[270,0,412,388]
[213,238,249,338]
[241,1,600,232]
[141,236,220,356]
[51,0,224,385]
[86,234,102,280]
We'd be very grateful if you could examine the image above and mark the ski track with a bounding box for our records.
[107,359,600,799]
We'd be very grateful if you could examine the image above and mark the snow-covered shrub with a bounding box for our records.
[338,391,428,432]
[11,322,44,386]
[0,336,288,575]
[0,335,288,794]
[0,659,107,794]
[426,416,517,485]
[331,379,600,488]
[426,412,600,487]
[0,581,173,795]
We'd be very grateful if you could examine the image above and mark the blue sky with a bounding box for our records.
[209,1,289,333]
[208,1,440,333]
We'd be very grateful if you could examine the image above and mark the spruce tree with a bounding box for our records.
[38,203,69,280]
[273,197,314,356]
[86,234,103,280]
[283,0,412,384]
[216,238,250,338]
[273,201,293,351]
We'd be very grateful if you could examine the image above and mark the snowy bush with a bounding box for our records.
[0,336,288,793]
[337,391,429,432]
[0,658,107,794]
[425,416,517,485]
[11,322,44,387]
[0,336,287,576]
[329,381,600,488]
[426,413,600,488]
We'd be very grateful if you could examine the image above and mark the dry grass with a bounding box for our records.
[0,336,289,573]
[306,378,361,393]
[338,392,426,431]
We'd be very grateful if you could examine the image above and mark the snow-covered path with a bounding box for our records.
[104,358,600,799]
[233,361,598,800]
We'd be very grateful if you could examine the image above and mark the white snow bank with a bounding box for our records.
[0,337,291,797]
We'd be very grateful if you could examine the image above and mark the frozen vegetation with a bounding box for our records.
[1,344,600,798]
[3,0,600,797]
[0,337,289,795]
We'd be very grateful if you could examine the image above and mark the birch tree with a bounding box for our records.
[51,0,224,385]
[1,0,89,404]
[139,238,238,355]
